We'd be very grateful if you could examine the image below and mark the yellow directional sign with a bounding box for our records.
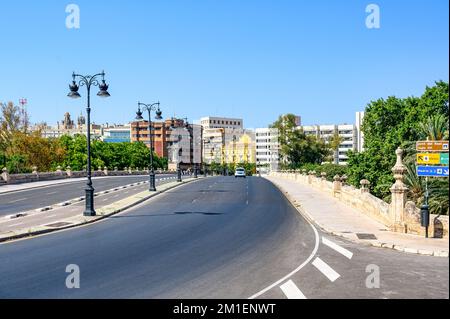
[417,153,440,165]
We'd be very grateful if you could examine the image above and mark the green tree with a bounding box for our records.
[346,81,449,202]
[271,114,330,167]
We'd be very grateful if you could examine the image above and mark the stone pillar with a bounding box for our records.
[360,179,370,194]
[321,172,327,181]
[66,166,72,177]
[1,167,10,183]
[340,174,348,186]
[114,167,118,172]
[128,167,132,174]
[308,171,314,184]
[32,166,38,174]
[56,165,63,175]
[389,148,408,230]
[103,166,108,175]
[124,167,128,175]
[333,175,341,196]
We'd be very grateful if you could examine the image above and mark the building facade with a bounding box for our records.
[200,117,243,130]
[101,125,131,143]
[255,128,280,173]
[301,124,357,165]
[130,118,202,169]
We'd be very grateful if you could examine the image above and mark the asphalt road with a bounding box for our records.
[0,177,447,299]
[0,175,174,217]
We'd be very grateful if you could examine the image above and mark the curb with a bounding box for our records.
[0,177,203,244]
[266,177,449,258]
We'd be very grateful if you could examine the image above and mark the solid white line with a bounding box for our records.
[280,280,307,299]
[45,214,58,218]
[322,237,353,259]
[8,198,27,203]
[46,191,58,195]
[312,257,340,282]
[249,221,320,299]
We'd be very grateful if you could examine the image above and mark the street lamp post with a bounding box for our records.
[68,71,110,216]
[135,102,162,192]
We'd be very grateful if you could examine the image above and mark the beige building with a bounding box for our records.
[200,116,243,130]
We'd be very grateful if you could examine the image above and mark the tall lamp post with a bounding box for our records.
[68,71,110,216]
[135,102,162,192]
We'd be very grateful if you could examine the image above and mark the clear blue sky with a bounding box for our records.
[0,0,448,128]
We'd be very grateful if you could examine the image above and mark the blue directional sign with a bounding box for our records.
[417,165,449,177]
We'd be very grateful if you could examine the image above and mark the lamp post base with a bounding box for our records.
[149,171,156,191]
[83,187,96,216]
[177,167,182,182]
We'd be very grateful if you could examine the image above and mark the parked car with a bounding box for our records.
[234,167,246,178]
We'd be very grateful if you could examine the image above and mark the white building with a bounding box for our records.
[255,128,280,173]
[300,124,357,165]
[200,117,243,130]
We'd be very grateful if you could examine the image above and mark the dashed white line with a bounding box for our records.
[46,191,58,195]
[280,280,307,299]
[322,237,353,259]
[312,257,340,282]
[8,198,27,203]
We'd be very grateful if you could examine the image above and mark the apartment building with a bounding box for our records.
[255,128,280,173]
[200,117,243,130]
[301,124,357,165]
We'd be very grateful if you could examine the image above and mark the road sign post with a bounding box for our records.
[415,140,449,237]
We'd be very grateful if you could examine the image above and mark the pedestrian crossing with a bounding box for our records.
[279,236,353,299]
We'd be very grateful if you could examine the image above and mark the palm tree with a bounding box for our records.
[418,114,449,140]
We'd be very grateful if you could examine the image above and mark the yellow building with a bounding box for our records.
[223,132,256,164]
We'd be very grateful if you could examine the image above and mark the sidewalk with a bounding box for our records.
[265,176,449,257]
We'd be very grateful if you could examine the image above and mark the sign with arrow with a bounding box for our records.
[417,153,449,165]
[417,165,449,177]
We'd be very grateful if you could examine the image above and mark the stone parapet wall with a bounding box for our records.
[0,167,173,185]
[271,169,448,239]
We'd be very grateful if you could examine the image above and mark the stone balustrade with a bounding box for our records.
[271,147,448,238]
[0,167,174,185]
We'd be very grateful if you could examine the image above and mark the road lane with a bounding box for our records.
[0,176,447,299]
[0,176,317,298]
[0,175,175,217]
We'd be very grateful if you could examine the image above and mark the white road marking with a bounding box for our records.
[46,214,58,218]
[249,222,320,299]
[322,237,353,259]
[46,191,58,195]
[312,257,340,282]
[8,198,27,203]
[280,280,307,299]
[7,223,23,228]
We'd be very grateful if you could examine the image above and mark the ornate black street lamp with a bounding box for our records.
[135,102,162,191]
[68,71,110,216]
